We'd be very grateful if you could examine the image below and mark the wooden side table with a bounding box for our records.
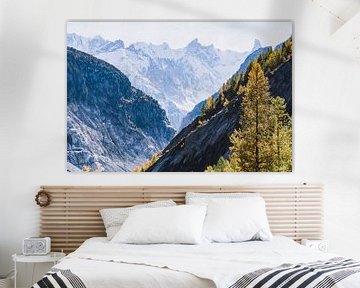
[12,252,65,288]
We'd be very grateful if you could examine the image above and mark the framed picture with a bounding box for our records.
[67,21,292,172]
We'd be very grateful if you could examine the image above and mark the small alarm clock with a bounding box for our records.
[23,237,51,255]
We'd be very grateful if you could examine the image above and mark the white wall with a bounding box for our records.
[1,0,360,286]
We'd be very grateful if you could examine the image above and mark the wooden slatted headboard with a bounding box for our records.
[39,185,323,253]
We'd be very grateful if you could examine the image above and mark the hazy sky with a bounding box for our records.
[67,21,292,52]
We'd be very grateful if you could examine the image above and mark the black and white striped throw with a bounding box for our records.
[229,257,360,288]
[32,268,86,288]
[31,258,360,288]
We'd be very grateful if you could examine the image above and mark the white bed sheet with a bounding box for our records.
[55,258,214,288]
[54,236,360,288]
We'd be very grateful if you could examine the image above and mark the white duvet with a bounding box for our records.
[54,237,360,288]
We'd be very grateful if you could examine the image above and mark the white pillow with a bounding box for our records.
[186,192,259,205]
[100,200,176,240]
[202,197,272,243]
[111,205,207,244]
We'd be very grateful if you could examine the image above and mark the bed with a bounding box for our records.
[33,185,360,288]
[33,236,360,288]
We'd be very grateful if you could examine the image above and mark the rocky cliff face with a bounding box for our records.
[268,59,292,115]
[147,59,292,172]
[67,47,175,172]
[147,97,242,172]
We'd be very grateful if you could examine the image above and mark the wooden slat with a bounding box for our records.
[39,184,323,253]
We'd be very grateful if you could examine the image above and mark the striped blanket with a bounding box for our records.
[32,268,86,288]
[32,258,360,288]
[230,258,360,288]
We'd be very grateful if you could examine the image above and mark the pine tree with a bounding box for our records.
[237,80,245,96]
[264,50,281,73]
[200,95,215,117]
[229,61,276,171]
[200,102,206,116]
[218,87,226,106]
[244,61,254,84]
[205,96,215,111]
[282,39,292,61]
[271,97,292,171]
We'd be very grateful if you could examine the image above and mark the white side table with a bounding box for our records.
[12,252,65,288]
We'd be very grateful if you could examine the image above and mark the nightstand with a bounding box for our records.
[12,252,65,288]
[301,239,328,252]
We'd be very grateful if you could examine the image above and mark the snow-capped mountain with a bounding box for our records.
[67,33,111,54]
[179,42,268,130]
[67,34,249,130]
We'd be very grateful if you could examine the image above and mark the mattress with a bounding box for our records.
[35,237,360,288]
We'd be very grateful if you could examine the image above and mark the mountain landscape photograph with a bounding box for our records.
[67,21,293,172]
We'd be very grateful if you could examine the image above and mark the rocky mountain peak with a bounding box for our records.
[186,38,202,50]
[93,35,105,41]
[97,39,125,53]
[67,33,110,54]
[251,39,262,52]
[158,42,170,49]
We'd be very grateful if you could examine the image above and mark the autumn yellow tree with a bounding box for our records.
[229,61,276,171]
[205,42,293,172]
[205,157,234,172]
[281,39,292,61]
[133,153,161,172]
[200,95,216,116]
[271,97,292,171]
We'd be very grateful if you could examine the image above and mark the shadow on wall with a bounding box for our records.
[0,0,59,135]
[131,0,218,18]
[0,0,61,280]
